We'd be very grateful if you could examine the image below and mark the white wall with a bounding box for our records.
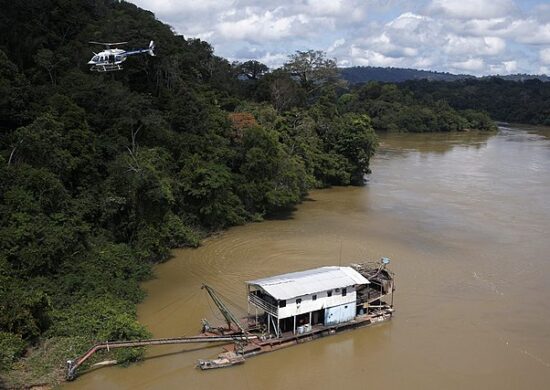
[325,303,356,325]
[277,287,357,319]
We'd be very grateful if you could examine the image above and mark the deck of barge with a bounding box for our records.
[220,308,393,359]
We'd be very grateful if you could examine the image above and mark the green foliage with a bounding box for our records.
[0,278,51,341]
[236,60,269,80]
[179,157,247,228]
[0,332,26,370]
[333,114,378,184]
[283,50,343,95]
[0,0,501,385]
[341,81,495,133]
[48,296,149,341]
[402,78,548,126]
[0,50,32,131]
[0,336,90,388]
[53,241,150,306]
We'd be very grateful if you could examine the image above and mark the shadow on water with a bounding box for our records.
[264,205,298,221]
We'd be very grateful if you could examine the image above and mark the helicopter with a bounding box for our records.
[87,40,155,72]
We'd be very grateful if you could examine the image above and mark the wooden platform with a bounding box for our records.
[196,308,393,369]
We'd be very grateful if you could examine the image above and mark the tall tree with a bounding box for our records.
[284,50,343,95]
[237,60,269,80]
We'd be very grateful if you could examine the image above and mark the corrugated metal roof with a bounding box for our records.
[247,266,369,300]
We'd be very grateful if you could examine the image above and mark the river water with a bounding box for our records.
[69,125,550,389]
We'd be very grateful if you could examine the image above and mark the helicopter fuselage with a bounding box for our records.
[88,41,155,72]
[88,49,127,69]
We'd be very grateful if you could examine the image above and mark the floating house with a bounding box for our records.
[247,266,375,337]
[66,261,394,378]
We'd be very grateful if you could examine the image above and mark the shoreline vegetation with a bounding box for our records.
[0,1,539,388]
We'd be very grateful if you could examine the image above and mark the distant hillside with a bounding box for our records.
[340,66,550,84]
[481,73,550,82]
[340,66,472,83]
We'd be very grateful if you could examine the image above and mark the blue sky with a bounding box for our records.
[131,0,550,75]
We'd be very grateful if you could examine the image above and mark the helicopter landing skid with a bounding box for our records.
[90,64,123,72]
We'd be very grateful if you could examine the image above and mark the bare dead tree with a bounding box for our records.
[126,124,142,173]
[7,139,24,166]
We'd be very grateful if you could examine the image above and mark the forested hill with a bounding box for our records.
[401,79,550,125]
[341,66,550,125]
[0,1,496,387]
[340,66,550,84]
[340,66,471,83]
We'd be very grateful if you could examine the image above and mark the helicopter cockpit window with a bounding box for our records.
[115,56,122,61]
[92,56,99,62]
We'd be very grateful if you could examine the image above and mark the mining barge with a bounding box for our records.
[66,259,394,380]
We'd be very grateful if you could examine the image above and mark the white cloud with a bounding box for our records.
[444,36,505,56]
[130,0,550,75]
[540,48,550,64]
[256,52,288,68]
[306,0,344,16]
[503,60,518,73]
[459,17,511,37]
[452,17,550,45]
[451,58,485,72]
[534,4,550,23]
[413,57,435,69]
[217,9,310,43]
[427,0,517,20]
[132,0,235,14]
[489,60,518,74]
[350,46,404,67]
[327,38,346,53]
[516,22,550,45]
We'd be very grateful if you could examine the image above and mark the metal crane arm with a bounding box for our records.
[202,284,247,334]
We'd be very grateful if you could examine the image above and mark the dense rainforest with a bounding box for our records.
[342,68,550,126]
[400,78,550,126]
[340,66,472,83]
[340,66,550,84]
[0,1,499,386]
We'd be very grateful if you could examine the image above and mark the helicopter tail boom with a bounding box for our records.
[125,41,155,57]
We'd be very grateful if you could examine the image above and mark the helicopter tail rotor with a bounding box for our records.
[148,40,156,56]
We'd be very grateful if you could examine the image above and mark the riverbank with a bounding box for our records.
[65,126,550,389]
[0,127,515,390]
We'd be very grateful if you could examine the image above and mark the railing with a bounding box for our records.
[357,285,388,304]
[248,294,278,316]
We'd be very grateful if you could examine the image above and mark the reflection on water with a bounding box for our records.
[67,126,550,389]
[377,130,493,156]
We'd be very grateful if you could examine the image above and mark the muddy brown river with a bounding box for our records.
[68,125,550,389]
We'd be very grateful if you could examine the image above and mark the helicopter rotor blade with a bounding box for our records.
[89,41,128,47]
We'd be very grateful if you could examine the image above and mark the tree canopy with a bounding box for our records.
[0,0,501,386]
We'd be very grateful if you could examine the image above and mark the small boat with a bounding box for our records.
[197,352,245,370]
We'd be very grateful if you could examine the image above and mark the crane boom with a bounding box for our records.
[202,285,247,334]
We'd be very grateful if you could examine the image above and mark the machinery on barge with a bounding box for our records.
[66,259,394,379]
